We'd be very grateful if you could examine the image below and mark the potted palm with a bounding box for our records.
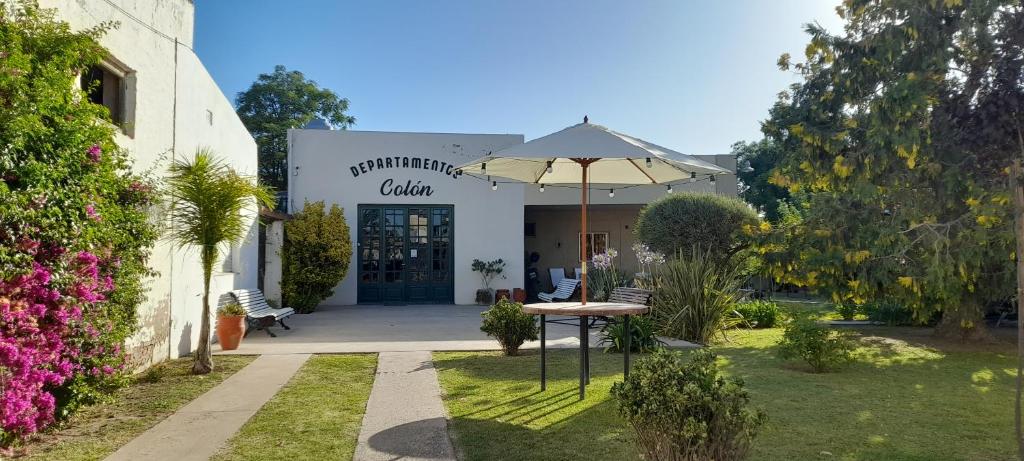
[216,302,247,350]
[471,258,506,305]
[166,148,273,374]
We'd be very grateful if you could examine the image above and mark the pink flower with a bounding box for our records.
[85,204,101,221]
[87,144,101,162]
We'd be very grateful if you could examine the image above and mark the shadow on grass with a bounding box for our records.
[448,399,635,461]
[433,348,672,382]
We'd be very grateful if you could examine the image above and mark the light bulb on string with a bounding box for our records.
[492,181,498,191]
[609,189,615,198]
[481,162,487,175]
[539,184,545,193]
[645,158,652,168]
[666,184,673,194]
[546,161,553,174]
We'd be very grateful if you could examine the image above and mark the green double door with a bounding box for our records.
[357,205,454,304]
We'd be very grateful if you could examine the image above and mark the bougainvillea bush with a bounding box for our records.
[0,2,157,445]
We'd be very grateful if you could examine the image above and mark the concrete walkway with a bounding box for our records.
[354,351,456,461]
[105,354,310,461]
[217,304,696,355]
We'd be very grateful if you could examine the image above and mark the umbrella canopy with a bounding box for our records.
[456,119,732,305]
[456,121,730,184]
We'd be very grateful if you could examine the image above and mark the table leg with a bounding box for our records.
[578,316,586,400]
[583,315,590,385]
[624,314,631,379]
[540,314,546,391]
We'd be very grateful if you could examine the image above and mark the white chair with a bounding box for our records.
[538,278,581,302]
[549,268,566,290]
[574,267,583,280]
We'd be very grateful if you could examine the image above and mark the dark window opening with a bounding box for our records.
[524,222,537,237]
[81,65,124,125]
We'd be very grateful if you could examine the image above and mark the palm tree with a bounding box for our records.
[166,148,273,374]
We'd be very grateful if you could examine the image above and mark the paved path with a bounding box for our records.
[105,354,310,461]
[217,304,696,355]
[354,351,456,461]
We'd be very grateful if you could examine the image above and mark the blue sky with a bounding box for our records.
[194,1,842,155]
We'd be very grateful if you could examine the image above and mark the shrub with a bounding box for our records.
[612,349,766,461]
[862,299,915,326]
[834,303,859,321]
[599,316,665,353]
[471,258,506,291]
[634,193,760,262]
[217,302,246,317]
[650,249,744,344]
[732,300,780,328]
[480,299,538,356]
[282,201,352,313]
[776,317,855,372]
[1,2,158,444]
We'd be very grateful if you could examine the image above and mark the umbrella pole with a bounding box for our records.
[573,158,596,305]
[581,163,588,305]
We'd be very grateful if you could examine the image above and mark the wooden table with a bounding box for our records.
[522,302,650,399]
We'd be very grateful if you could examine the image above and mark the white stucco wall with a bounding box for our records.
[170,48,260,358]
[288,130,526,305]
[44,0,259,363]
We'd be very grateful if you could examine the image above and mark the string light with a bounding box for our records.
[539,184,545,192]
[645,158,652,168]
[608,189,615,198]
[666,184,673,194]
[492,181,498,191]
[481,162,487,175]
[546,161,553,173]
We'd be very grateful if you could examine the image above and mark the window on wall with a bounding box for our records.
[80,60,135,136]
[578,232,609,260]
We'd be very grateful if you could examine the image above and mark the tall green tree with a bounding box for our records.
[732,139,791,222]
[760,0,1023,342]
[235,65,355,196]
[166,149,273,374]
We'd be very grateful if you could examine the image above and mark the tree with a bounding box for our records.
[634,193,761,262]
[281,201,352,313]
[732,139,791,222]
[759,1,1023,343]
[166,149,272,374]
[235,65,355,195]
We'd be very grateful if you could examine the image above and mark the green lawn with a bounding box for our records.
[20,355,255,461]
[211,354,377,461]
[435,327,1016,461]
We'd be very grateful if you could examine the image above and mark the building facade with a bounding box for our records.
[288,128,736,306]
[42,0,260,366]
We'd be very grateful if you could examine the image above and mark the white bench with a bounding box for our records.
[230,289,295,338]
[538,278,580,302]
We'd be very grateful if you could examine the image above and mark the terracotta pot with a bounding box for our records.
[216,315,246,351]
[495,289,511,301]
[512,288,527,302]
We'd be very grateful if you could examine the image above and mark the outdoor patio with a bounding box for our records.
[216,304,696,355]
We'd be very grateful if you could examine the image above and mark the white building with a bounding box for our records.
[288,128,736,306]
[43,0,260,366]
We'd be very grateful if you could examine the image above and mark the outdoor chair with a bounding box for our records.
[574,267,583,280]
[548,268,566,290]
[230,289,295,337]
[538,278,580,302]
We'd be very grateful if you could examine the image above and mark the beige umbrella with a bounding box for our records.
[458,117,730,303]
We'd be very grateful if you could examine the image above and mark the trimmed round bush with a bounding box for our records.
[480,299,538,356]
[776,317,855,372]
[634,193,760,260]
[612,349,767,460]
